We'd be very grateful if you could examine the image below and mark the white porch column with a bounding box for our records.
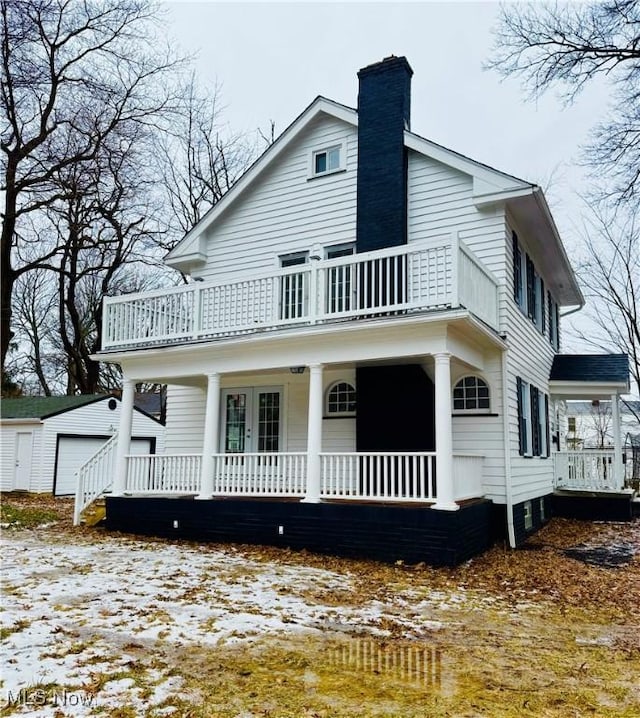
[197,372,221,499]
[611,392,624,490]
[302,363,324,503]
[113,378,135,496]
[432,352,459,511]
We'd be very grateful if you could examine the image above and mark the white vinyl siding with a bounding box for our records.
[506,214,556,504]
[407,151,508,335]
[164,368,356,456]
[451,353,505,503]
[194,117,357,286]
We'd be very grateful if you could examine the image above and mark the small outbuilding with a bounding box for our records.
[1,395,164,495]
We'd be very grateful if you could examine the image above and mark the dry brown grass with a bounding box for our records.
[2,492,639,717]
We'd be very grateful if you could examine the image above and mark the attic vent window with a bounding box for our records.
[312,145,342,177]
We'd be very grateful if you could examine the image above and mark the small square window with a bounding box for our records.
[312,146,342,177]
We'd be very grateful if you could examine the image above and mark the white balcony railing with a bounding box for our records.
[553,450,623,492]
[102,236,499,350]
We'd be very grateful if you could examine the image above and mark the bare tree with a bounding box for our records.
[487,1,640,204]
[568,202,640,400]
[156,74,254,242]
[589,401,613,449]
[1,0,184,381]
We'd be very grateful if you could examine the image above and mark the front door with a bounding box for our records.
[221,388,283,454]
[14,432,33,490]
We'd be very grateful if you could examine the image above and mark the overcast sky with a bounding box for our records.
[164,0,615,350]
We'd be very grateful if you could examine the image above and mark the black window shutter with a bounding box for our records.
[512,232,521,304]
[516,377,524,456]
[554,302,560,350]
[526,256,535,320]
[530,384,540,456]
[540,278,546,332]
[545,394,551,457]
[547,291,553,342]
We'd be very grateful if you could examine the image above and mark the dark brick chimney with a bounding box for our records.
[356,56,413,253]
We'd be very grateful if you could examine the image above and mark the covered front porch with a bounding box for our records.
[76,318,503,525]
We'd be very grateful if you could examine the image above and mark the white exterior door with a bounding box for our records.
[221,388,282,454]
[54,435,152,495]
[13,432,33,490]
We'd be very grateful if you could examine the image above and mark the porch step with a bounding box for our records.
[80,499,106,527]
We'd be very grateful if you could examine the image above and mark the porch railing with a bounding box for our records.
[101,450,485,504]
[211,453,307,497]
[320,452,437,502]
[127,454,202,494]
[102,236,499,350]
[553,450,623,491]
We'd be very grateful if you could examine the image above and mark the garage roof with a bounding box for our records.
[1,395,110,420]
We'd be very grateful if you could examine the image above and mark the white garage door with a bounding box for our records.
[54,436,152,496]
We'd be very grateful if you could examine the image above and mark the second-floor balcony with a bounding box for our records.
[102,236,500,351]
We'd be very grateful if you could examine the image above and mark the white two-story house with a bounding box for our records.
[80,57,631,564]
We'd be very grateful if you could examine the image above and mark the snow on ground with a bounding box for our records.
[1,532,458,716]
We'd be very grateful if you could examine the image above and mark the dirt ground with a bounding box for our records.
[1,493,639,718]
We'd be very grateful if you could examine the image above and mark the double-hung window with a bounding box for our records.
[517,377,550,457]
[513,231,546,334]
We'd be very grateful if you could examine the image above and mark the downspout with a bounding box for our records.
[501,345,516,548]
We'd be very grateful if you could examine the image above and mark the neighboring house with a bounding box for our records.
[0,395,164,496]
[81,57,630,565]
[563,400,640,449]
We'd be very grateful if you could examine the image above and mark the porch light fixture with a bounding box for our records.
[290,366,306,374]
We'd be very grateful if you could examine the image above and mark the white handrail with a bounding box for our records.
[73,433,119,525]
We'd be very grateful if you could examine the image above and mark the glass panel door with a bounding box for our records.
[326,243,355,314]
[256,391,280,453]
[222,391,251,453]
[221,388,282,453]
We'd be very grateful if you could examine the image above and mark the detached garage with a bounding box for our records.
[1,395,164,495]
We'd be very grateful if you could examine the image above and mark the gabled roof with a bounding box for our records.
[164,90,582,307]
[1,394,108,420]
[550,354,629,384]
[165,96,358,272]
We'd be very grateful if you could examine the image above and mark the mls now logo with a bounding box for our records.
[5,688,95,708]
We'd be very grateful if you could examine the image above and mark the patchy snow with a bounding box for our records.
[1,532,454,715]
